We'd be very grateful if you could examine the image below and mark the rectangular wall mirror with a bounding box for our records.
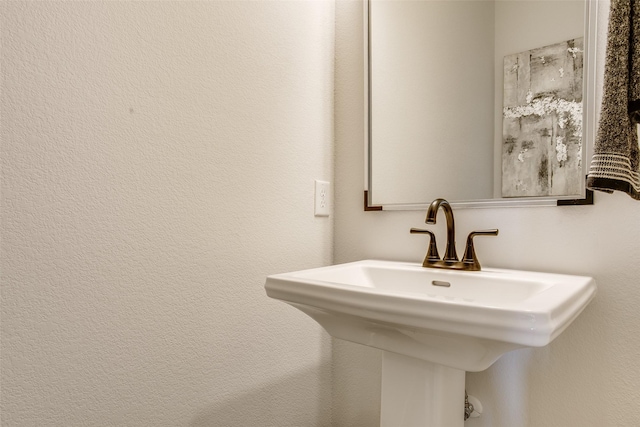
[365,0,597,210]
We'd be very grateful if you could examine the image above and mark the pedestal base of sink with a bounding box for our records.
[381,352,466,427]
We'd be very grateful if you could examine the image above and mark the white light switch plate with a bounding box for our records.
[314,180,330,217]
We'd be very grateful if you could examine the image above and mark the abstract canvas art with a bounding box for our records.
[502,38,584,197]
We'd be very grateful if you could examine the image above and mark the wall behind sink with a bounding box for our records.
[1,2,334,425]
[335,0,640,426]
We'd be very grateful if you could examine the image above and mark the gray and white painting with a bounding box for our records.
[502,38,583,197]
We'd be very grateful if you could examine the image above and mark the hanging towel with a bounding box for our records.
[587,0,640,200]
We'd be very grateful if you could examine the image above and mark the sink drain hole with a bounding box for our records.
[431,280,451,287]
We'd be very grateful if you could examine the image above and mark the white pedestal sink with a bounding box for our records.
[265,260,596,426]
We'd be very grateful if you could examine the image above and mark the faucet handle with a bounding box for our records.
[462,229,498,271]
[410,228,440,263]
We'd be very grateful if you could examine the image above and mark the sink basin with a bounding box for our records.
[265,259,596,372]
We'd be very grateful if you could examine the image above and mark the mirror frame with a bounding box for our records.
[364,0,597,211]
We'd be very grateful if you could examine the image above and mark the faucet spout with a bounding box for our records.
[425,198,458,262]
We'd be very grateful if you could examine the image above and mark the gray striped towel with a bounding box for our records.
[587,0,640,200]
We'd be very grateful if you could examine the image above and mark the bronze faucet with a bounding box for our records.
[410,198,498,271]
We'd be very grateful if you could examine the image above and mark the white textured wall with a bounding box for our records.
[1,1,334,426]
[335,0,640,426]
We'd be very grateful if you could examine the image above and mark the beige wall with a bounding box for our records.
[1,1,334,425]
[335,0,640,426]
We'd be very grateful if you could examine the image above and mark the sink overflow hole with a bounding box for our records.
[432,280,451,287]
